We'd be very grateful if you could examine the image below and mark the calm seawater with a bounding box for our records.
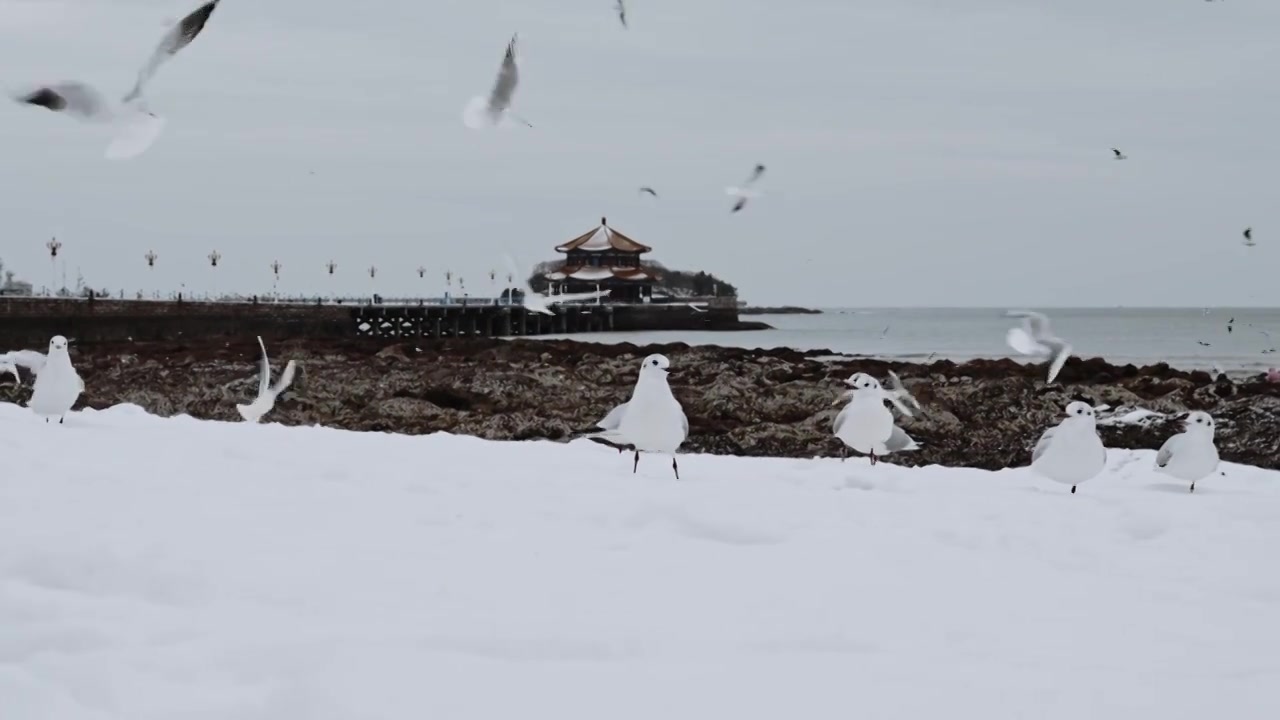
[531,308,1280,374]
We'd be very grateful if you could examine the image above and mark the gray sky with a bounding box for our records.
[1,0,1278,307]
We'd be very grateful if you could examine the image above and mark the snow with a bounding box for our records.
[2,402,1279,719]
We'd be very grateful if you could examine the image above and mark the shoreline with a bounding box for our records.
[3,337,1275,470]
[738,306,823,315]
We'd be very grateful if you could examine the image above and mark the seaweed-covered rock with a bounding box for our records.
[4,337,1275,471]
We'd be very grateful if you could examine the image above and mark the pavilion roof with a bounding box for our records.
[555,217,652,254]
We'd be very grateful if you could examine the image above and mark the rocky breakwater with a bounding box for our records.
[2,337,1278,471]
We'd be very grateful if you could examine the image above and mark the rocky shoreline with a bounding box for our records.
[3,337,1277,470]
[739,306,823,315]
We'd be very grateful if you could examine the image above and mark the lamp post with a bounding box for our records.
[445,269,453,304]
[326,260,336,303]
[270,260,281,300]
[208,250,221,301]
[46,237,62,296]
[145,251,157,301]
[368,265,376,303]
[489,268,496,305]
[505,272,514,305]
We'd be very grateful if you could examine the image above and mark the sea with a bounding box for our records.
[531,307,1280,375]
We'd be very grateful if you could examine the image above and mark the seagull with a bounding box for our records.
[588,401,633,454]
[1006,310,1072,384]
[14,0,221,158]
[236,336,297,423]
[726,163,766,213]
[831,373,914,465]
[639,186,658,198]
[1227,317,1234,333]
[832,379,920,463]
[1250,325,1277,352]
[1197,341,1211,347]
[1243,227,1255,247]
[503,254,609,315]
[589,354,689,478]
[1030,401,1106,494]
[616,0,627,27]
[482,34,532,128]
[0,336,84,424]
[1155,411,1220,493]
[1111,148,1127,160]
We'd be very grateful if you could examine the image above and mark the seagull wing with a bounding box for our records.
[884,424,919,453]
[254,336,271,398]
[1043,340,1071,383]
[744,164,766,186]
[271,360,297,396]
[549,290,609,305]
[1031,426,1058,464]
[0,350,48,374]
[679,409,689,441]
[124,0,221,102]
[885,370,922,413]
[502,253,535,295]
[1155,433,1181,469]
[1006,327,1045,356]
[596,401,628,430]
[488,34,519,111]
[832,403,851,434]
[16,83,111,120]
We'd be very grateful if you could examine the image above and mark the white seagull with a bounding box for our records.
[590,354,689,478]
[1154,411,1220,493]
[236,336,297,423]
[503,254,609,315]
[1030,401,1106,494]
[1006,310,1073,384]
[14,0,221,159]
[831,372,916,464]
[726,163,766,213]
[463,34,533,129]
[0,336,84,423]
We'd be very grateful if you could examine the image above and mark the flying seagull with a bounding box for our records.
[1006,310,1073,384]
[727,163,767,213]
[616,0,627,27]
[639,187,658,197]
[14,0,221,158]
[503,254,609,315]
[1243,227,1255,246]
[236,336,297,423]
[1111,148,1127,160]
[485,34,532,128]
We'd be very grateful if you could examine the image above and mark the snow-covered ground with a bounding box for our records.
[2,403,1278,719]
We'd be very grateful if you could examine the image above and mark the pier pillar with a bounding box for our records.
[451,313,460,338]
[432,317,441,338]
[520,311,528,335]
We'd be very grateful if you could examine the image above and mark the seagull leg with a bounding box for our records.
[869,450,877,466]
[841,446,847,463]
[672,456,680,480]
[633,450,640,474]
[59,416,64,425]
[1071,485,1076,494]
[1190,482,1196,493]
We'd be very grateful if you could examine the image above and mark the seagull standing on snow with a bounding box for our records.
[1155,411,1219,493]
[832,372,918,465]
[590,354,688,478]
[1111,148,1127,160]
[236,337,297,423]
[1006,310,1073,384]
[1030,401,1106,494]
[0,336,84,423]
[727,164,766,213]
[14,0,222,159]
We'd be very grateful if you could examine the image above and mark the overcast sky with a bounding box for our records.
[0,0,1277,307]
